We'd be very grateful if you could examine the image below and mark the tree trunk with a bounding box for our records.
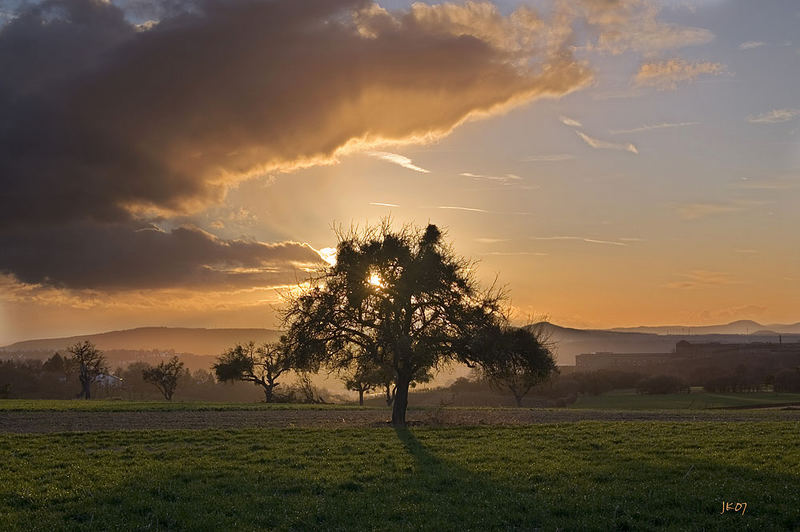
[391,375,411,426]
[264,385,273,403]
[384,384,394,406]
[358,389,364,406]
[514,393,523,407]
[82,379,91,400]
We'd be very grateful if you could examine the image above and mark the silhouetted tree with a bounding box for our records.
[342,361,381,406]
[142,356,185,400]
[67,341,107,399]
[213,341,293,402]
[284,220,504,426]
[42,353,66,374]
[480,326,557,406]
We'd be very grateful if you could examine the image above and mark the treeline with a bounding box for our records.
[410,364,800,408]
[0,350,328,402]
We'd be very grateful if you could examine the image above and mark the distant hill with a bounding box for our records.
[526,322,800,365]
[0,327,282,357]
[3,323,800,367]
[609,320,800,335]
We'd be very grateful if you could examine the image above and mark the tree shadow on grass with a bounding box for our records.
[391,426,545,530]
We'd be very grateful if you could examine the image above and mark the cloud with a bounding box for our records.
[580,0,714,55]
[747,108,800,124]
[368,152,430,173]
[0,0,593,291]
[576,131,638,154]
[369,202,400,207]
[734,176,800,190]
[436,206,490,213]
[475,237,509,244]
[531,236,628,246]
[0,224,323,290]
[559,115,583,127]
[459,172,521,183]
[521,154,575,162]
[738,41,765,50]
[0,0,591,229]
[675,200,763,220]
[480,251,549,256]
[317,247,338,266]
[634,58,725,90]
[666,270,740,289]
[609,121,699,134]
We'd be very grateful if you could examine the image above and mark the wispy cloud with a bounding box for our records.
[521,154,575,162]
[619,237,647,242]
[675,200,763,220]
[734,176,800,190]
[738,41,765,50]
[369,202,400,207]
[436,205,489,213]
[576,131,638,154]
[634,58,726,90]
[531,236,628,247]
[581,1,714,55]
[666,270,740,289]
[459,172,521,183]
[560,115,582,127]
[368,151,430,173]
[609,121,699,135]
[475,237,509,244]
[481,251,549,256]
[747,108,800,124]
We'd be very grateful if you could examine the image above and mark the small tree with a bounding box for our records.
[342,361,383,406]
[142,356,185,400]
[213,341,294,402]
[480,327,557,407]
[68,341,107,399]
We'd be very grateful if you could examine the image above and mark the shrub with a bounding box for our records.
[636,375,687,395]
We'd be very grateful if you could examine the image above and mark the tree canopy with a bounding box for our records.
[213,341,294,403]
[284,220,505,425]
[479,326,557,406]
[67,340,107,399]
[142,356,185,400]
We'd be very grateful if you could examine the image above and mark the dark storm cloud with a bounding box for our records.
[0,0,589,227]
[0,223,322,289]
[0,0,589,289]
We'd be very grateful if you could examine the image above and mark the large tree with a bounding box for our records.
[479,326,557,407]
[142,356,185,400]
[284,221,504,426]
[67,340,107,399]
[213,341,294,402]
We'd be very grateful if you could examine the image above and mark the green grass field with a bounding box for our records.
[568,390,800,410]
[0,400,372,412]
[1,422,798,531]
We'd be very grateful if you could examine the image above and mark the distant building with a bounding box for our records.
[93,373,123,388]
[575,341,800,373]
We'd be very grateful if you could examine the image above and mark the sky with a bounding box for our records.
[0,0,798,344]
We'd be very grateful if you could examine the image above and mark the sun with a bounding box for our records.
[367,270,385,288]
